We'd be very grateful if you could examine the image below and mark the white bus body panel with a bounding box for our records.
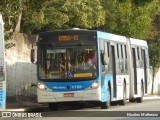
[129,38,149,97]
[37,87,101,103]
[134,68,144,98]
[130,38,147,47]
[109,33,127,43]
[115,75,129,100]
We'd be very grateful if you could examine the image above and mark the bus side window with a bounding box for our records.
[119,44,124,73]
[123,45,128,73]
[104,41,111,72]
[139,48,143,67]
[141,48,144,60]
[121,44,123,59]
[119,44,122,59]
[107,42,110,57]
[137,47,143,68]
[137,47,140,60]
[121,44,125,73]
[116,43,122,74]
[105,42,110,57]
[116,44,119,58]
[124,45,127,59]
[0,66,3,77]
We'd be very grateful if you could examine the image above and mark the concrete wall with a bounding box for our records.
[149,68,160,95]
[5,33,37,104]
[154,69,160,95]
[157,69,160,95]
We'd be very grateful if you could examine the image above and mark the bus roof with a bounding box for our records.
[97,31,126,43]
[39,29,97,36]
[109,33,126,43]
[130,38,148,47]
[39,29,147,47]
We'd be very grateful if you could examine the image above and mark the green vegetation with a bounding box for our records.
[0,0,160,94]
[0,0,159,38]
[101,0,155,39]
[148,39,160,94]
[43,0,105,30]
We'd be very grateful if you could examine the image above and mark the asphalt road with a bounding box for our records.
[1,98,160,120]
[40,99,160,116]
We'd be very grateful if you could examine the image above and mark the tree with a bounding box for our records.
[148,38,160,94]
[146,0,160,94]
[0,0,21,49]
[62,0,105,28]
[100,0,159,39]
[41,0,105,31]
[21,0,46,34]
[0,0,46,48]
[100,0,160,94]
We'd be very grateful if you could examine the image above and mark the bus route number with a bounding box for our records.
[58,35,78,41]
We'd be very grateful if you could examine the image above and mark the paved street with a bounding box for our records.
[1,95,160,120]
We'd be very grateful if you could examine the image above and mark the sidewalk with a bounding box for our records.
[143,94,160,100]
[5,102,48,111]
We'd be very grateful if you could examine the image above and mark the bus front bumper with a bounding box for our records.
[37,87,101,103]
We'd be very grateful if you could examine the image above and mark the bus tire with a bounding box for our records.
[129,99,136,102]
[119,87,126,105]
[48,103,59,111]
[137,85,144,103]
[101,88,110,109]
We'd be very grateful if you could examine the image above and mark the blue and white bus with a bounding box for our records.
[31,29,150,110]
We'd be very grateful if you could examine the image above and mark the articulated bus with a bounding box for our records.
[31,29,150,110]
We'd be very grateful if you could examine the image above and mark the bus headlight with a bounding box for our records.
[90,80,99,89]
[91,80,98,89]
[38,82,45,90]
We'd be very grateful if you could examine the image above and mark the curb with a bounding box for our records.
[143,95,160,100]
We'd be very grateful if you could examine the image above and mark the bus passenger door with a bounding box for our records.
[132,48,137,94]
[111,45,117,98]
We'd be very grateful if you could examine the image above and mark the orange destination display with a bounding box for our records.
[58,35,78,41]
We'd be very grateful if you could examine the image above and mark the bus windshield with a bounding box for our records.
[38,45,98,81]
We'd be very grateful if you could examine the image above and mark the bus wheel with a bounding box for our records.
[137,85,144,103]
[129,99,136,102]
[101,88,110,109]
[48,103,59,111]
[119,87,126,105]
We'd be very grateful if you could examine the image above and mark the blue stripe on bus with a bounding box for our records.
[97,31,111,102]
[97,31,110,40]
[101,75,112,102]
[44,80,95,92]
[0,90,6,108]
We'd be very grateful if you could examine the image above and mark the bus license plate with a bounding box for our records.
[64,93,74,97]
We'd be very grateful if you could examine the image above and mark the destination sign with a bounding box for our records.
[58,35,78,41]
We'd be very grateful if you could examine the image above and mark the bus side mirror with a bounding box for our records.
[31,83,37,87]
[101,52,108,65]
[31,48,35,63]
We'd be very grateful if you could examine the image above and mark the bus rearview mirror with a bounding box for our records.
[31,48,35,63]
[101,52,108,65]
